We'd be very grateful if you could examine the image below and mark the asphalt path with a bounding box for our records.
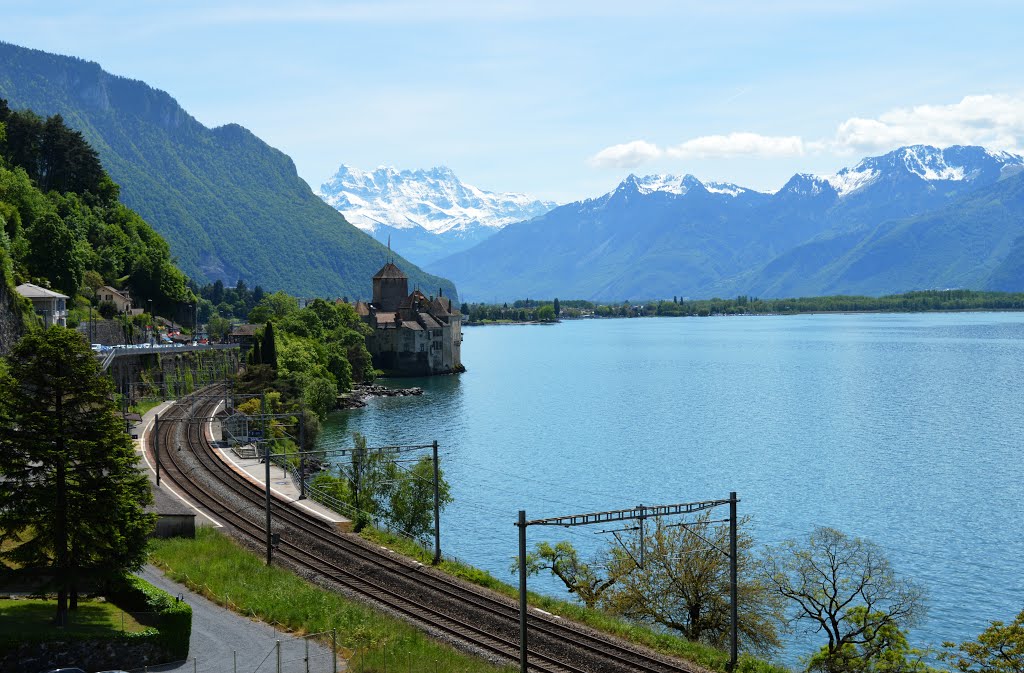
[136,565,339,673]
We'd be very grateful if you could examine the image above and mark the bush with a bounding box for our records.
[98,300,117,319]
[108,575,192,660]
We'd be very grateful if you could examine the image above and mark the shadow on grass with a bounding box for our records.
[0,599,143,641]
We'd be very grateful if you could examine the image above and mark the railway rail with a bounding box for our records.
[151,386,707,673]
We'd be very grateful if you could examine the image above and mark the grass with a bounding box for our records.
[149,528,516,673]
[360,528,790,673]
[0,598,147,642]
[130,398,164,416]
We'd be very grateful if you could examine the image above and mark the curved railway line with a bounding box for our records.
[151,386,708,673]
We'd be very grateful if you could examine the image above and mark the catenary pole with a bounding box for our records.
[154,414,160,487]
[518,509,528,673]
[432,439,441,565]
[263,391,272,565]
[299,402,306,500]
[729,491,738,671]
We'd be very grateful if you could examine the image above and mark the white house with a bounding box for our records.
[16,283,69,328]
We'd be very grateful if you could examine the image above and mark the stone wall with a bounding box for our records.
[0,280,27,356]
[2,637,171,673]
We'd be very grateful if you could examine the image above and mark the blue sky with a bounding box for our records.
[3,1,1024,202]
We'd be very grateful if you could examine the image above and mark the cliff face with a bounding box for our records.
[0,280,27,356]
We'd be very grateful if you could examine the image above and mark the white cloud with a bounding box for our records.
[590,94,1024,172]
[831,94,1024,154]
[589,140,663,168]
[667,132,805,158]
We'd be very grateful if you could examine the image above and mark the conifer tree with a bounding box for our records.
[263,320,278,369]
[0,327,155,625]
[251,336,262,366]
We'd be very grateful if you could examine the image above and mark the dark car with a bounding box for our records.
[39,668,87,673]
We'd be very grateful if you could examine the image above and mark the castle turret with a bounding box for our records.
[372,262,408,312]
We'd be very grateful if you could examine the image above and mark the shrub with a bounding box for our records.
[108,575,192,660]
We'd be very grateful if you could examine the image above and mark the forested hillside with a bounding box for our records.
[0,41,457,301]
[0,100,192,345]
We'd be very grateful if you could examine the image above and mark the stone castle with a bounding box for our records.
[354,262,463,376]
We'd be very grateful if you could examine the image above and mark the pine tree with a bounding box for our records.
[0,327,155,624]
[263,320,278,369]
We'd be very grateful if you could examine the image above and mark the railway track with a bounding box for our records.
[152,387,706,673]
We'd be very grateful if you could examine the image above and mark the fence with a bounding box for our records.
[114,629,338,673]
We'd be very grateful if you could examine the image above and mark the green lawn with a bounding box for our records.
[149,528,516,673]
[130,398,164,416]
[0,598,147,641]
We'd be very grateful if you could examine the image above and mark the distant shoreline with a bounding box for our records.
[463,306,1024,326]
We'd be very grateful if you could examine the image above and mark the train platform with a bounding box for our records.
[135,398,351,532]
[212,440,352,532]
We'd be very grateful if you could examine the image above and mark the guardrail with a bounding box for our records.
[96,342,240,371]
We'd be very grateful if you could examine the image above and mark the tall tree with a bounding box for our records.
[262,320,278,369]
[605,513,783,655]
[0,327,155,624]
[760,527,926,673]
[340,432,393,531]
[387,456,451,540]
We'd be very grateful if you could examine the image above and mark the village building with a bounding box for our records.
[15,282,68,327]
[356,262,463,376]
[227,323,261,347]
[96,285,133,313]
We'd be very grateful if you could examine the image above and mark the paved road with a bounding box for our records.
[137,566,339,673]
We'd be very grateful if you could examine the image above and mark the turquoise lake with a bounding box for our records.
[320,313,1024,662]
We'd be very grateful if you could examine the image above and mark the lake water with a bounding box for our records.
[320,313,1024,663]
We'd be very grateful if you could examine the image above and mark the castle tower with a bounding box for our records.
[372,262,408,312]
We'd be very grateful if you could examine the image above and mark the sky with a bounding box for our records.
[3,1,1024,203]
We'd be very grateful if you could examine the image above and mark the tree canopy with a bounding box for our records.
[760,527,927,673]
[941,610,1024,673]
[604,513,783,655]
[0,99,193,312]
[0,327,155,624]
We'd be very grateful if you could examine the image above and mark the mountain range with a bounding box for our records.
[319,164,555,265]
[428,145,1024,301]
[0,41,456,301]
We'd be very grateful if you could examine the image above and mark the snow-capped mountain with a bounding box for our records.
[615,173,758,197]
[428,144,1024,302]
[612,146,1024,201]
[319,165,555,235]
[318,165,556,265]
[823,145,1024,197]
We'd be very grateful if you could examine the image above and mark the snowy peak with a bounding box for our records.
[780,173,837,198]
[615,173,753,197]
[319,164,556,235]
[822,145,1024,197]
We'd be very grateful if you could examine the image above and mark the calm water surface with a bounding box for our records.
[320,313,1024,662]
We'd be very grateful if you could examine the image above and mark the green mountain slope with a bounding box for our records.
[740,171,1024,297]
[0,41,456,301]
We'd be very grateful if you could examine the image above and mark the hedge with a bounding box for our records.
[107,575,192,660]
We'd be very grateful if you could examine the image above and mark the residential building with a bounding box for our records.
[15,283,68,327]
[96,285,133,313]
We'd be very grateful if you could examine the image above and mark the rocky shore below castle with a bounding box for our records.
[337,383,424,409]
